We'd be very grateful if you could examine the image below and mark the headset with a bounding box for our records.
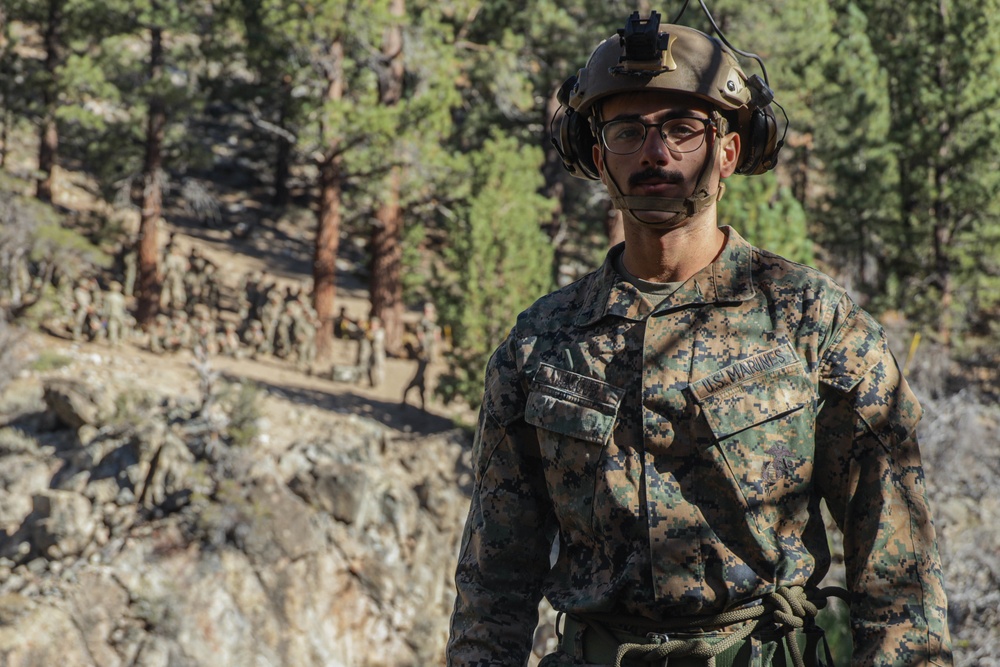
[551,1,787,180]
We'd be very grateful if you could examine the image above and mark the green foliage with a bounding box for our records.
[847,0,1000,342]
[718,175,814,266]
[224,381,261,448]
[0,318,27,397]
[29,350,73,372]
[817,597,853,667]
[107,387,164,434]
[810,3,898,291]
[31,222,112,269]
[434,132,555,407]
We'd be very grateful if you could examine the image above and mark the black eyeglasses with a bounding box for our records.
[597,116,715,155]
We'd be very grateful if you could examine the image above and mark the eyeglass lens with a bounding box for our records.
[601,117,709,155]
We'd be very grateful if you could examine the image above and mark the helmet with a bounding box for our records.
[552,12,782,180]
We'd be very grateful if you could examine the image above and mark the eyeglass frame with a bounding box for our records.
[595,114,718,155]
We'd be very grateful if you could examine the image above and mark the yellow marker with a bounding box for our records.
[903,332,921,375]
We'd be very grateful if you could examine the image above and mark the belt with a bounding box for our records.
[551,585,846,667]
[559,613,753,667]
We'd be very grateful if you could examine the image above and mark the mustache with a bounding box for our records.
[628,167,684,189]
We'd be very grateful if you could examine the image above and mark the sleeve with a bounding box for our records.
[447,334,556,667]
[815,298,953,667]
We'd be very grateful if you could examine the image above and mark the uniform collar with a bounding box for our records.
[574,226,757,327]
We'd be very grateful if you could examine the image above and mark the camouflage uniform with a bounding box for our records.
[260,290,284,355]
[291,293,318,371]
[219,321,242,357]
[448,228,951,666]
[419,301,441,362]
[71,278,94,340]
[160,245,188,313]
[243,319,267,358]
[102,282,128,346]
[369,318,386,388]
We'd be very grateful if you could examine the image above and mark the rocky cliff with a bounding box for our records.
[0,340,474,666]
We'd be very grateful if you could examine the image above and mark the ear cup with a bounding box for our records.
[551,106,600,180]
[736,105,781,175]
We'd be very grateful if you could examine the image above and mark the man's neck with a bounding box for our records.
[620,218,727,284]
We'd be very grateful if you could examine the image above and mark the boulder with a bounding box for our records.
[42,378,116,430]
[28,489,95,559]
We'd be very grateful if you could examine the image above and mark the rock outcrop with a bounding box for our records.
[0,367,473,666]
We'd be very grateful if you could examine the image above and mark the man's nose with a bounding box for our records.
[640,128,673,163]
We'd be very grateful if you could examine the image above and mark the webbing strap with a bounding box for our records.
[568,585,849,667]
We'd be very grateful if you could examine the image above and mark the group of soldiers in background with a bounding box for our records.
[158,241,223,318]
[65,237,320,372]
[149,260,320,372]
[56,234,443,406]
[69,276,129,346]
[332,300,441,406]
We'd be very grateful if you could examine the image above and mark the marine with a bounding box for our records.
[448,10,951,667]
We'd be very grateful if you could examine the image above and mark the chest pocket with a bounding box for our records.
[688,345,817,532]
[525,363,624,531]
[525,363,623,442]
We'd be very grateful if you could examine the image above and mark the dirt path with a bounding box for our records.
[25,328,469,458]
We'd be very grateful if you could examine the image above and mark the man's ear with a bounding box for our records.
[720,133,740,178]
[592,143,604,179]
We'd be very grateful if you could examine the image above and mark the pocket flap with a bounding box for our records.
[689,345,815,439]
[524,363,623,444]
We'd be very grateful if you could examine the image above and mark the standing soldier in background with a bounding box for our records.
[259,288,284,356]
[71,276,94,340]
[102,281,128,346]
[183,248,203,314]
[448,10,952,667]
[356,317,373,380]
[418,301,441,363]
[237,270,262,322]
[148,313,172,354]
[201,262,222,317]
[160,241,188,314]
[334,306,359,340]
[291,290,319,372]
[402,344,430,411]
[368,316,387,388]
[219,320,242,357]
[122,243,138,299]
[243,319,267,358]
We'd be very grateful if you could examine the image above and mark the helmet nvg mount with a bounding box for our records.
[551,9,784,200]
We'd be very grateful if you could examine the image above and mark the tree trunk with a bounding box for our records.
[135,22,166,327]
[312,40,345,361]
[314,154,342,360]
[371,167,403,353]
[36,0,63,202]
[369,0,406,354]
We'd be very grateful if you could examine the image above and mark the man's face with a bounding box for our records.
[593,91,739,224]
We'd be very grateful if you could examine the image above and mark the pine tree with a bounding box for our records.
[433,132,555,407]
[718,175,813,266]
[851,0,1000,346]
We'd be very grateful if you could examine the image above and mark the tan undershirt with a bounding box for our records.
[613,249,684,308]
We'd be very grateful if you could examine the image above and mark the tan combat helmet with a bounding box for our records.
[551,11,783,226]
[567,23,751,122]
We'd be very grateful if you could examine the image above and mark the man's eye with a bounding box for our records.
[606,123,640,140]
[666,122,700,138]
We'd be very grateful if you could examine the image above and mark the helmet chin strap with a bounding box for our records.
[601,113,726,229]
